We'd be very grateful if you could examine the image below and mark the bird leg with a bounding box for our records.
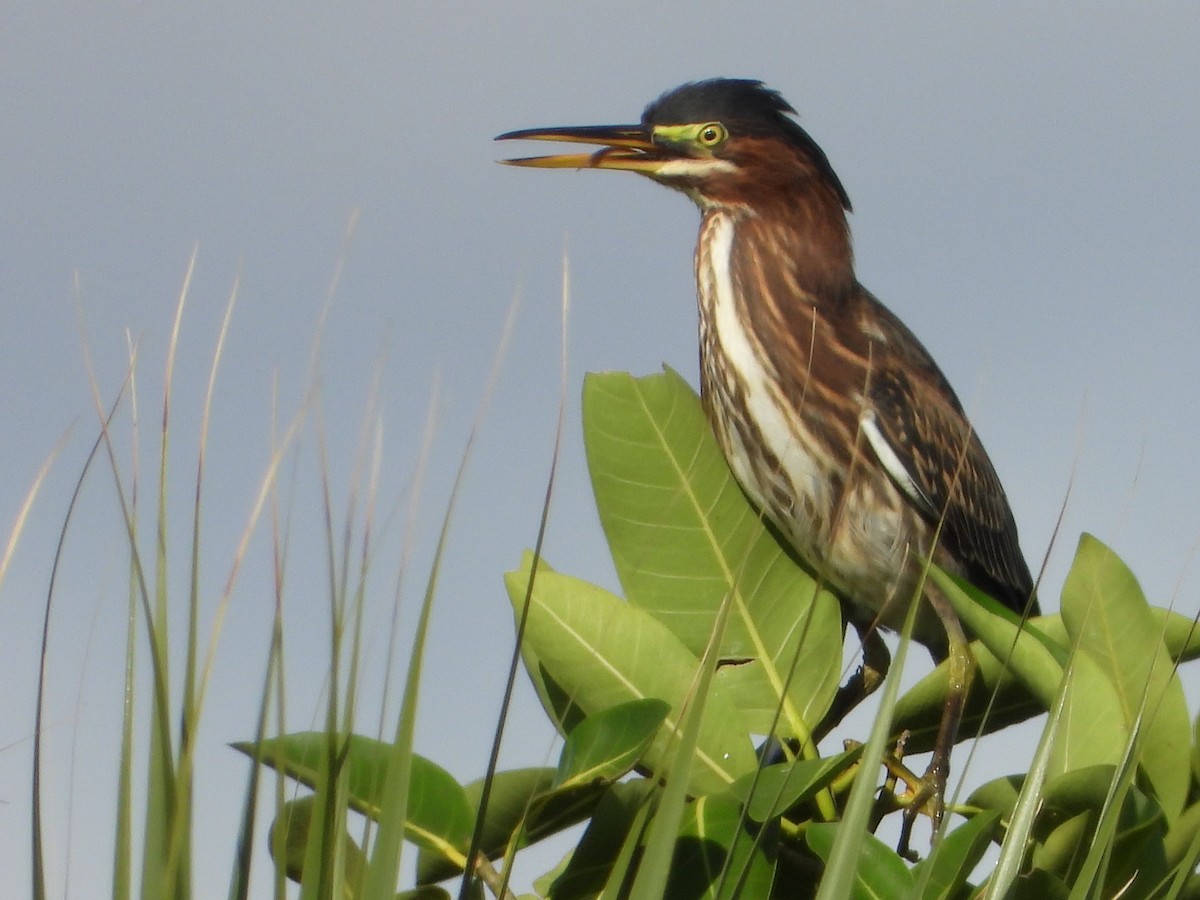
[896,588,975,860]
[814,622,891,742]
[866,732,916,832]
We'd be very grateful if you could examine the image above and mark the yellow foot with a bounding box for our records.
[895,759,947,861]
[864,734,948,860]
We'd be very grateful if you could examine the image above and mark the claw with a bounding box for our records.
[869,733,948,861]
[896,760,947,861]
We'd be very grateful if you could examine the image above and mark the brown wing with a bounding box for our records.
[861,308,1037,617]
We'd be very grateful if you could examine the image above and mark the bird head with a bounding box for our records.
[497,78,851,214]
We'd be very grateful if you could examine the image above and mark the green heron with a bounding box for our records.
[498,78,1038,851]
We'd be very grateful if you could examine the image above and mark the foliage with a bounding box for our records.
[26,282,1199,897]
[243,368,1200,898]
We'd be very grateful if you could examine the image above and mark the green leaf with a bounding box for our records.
[1060,534,1191,821]
[1194,714,1200,789]
[526,657,588,740]
[1033,765,1127,843]
[807,822,914,898]
[505,555,758,796]
[1047,636,1128,781]
[510,557,588,739]
[233,732,473,863]
[1103,791,1169,899]
[1010,869,1070,899]
[396,888,453,900]
[730,749,860,823]
[912,810,998,899]
[1034,812,1093,891]
[630,586,738,900]
[1160,609,1200,663]
[671,791,777,899]
[929,567,1065,711]
[1164,801,1200,877]
[268,796,366,889]
[1031,766,1168,895]
[897,606,1200,753]
[893,627,1053,754]
[555,699,671,790]
[415,767,609,885]
[966,775,1024,821]
[583,369,844,740]
[547,780,656,899]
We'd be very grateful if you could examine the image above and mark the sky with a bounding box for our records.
[2,4,1199,897]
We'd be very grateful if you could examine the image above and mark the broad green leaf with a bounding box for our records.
[555,699,671,790]
[730,749,859,823]
[966,775,1024,821]
[671,791,777,899]
[929,567,1065,711]
[583,369,843,739]
[912,810,998,899]
[532,850,573,899]
[1031,767,1168,895]
[1194,715,1200,788]
[1164,801,1200,874]
[1101,789,1168,899]
[524,779,617,851]
[511,557,587,738]
[547,780,656,899]
[1061,534,1191,821]
[1009,869,1070,899]
[233,732,472,863]
[987,656,1076,899]
[1031,810,1091,886]
[415,767,609,884]
[1048,640,1127,780]
[892,619,1058,754]
[1032,765,1133,840]
[1069,715,1168,897]
[505,554,758,796]
[897,607,1200,753]
[807,822,914,898]
[525,657,587,740]
[629,586,737,900]
[396,888,453,900]
[268,796,366,891]
[1161,609,1200,662]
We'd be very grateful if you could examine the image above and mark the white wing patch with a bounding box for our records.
[860,409,935,517]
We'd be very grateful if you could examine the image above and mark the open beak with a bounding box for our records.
[495,124,668,174]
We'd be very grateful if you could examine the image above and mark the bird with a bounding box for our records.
[497,78,1039,853]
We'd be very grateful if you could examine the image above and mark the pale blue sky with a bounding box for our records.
[3,4,1198,896]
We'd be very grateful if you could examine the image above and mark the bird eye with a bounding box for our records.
[698,123,727,146]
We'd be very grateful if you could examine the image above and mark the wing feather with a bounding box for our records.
[865,362,1036,616]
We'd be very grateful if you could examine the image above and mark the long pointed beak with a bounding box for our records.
[495,124,668,173]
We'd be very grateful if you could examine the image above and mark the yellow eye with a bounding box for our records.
[697,122,727,146]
